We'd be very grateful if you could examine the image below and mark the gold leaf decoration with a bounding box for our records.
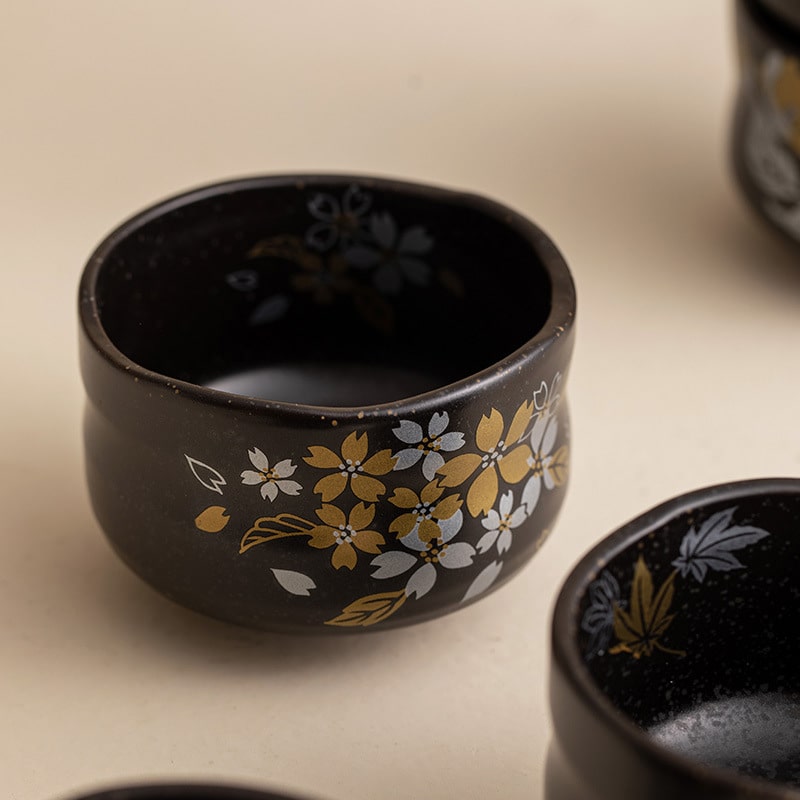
[325,589,407,627]
[239,513,316,554]
[610,557,684,659]
[194,505,230,533]
[546,445,570,487]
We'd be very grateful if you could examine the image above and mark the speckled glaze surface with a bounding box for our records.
[65,785,311,800]
[548,479,800,800]
[732,0,800,245]
[79,175,576,633]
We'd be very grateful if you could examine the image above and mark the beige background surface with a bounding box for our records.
[2,2,799,799]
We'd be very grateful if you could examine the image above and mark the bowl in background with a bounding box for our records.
[79,174,576,632]
[732,0,800,245]
[548,478,800,799]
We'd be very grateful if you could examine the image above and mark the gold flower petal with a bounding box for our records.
[418,518,441,543]
[316,503,346,528]
[304,445,343,469]
[341,431,369,463]
[389,487,419,509]
[194,505,230,533]
[307,525,336,549]
[433,493,462,520]
[546,445,569,487]
[476,408,504,453]
[467,466,499,517]
[420,479,444,505]
[389,513,417,537]
[332,542,358,570]
[498,444,533,484]
[351,474,387,502]
[506,399,534,443]
[352,529,385,554]
[436,453,482,487]
[362,448,397,476]
[313,472,348,502]
[348,501,376,530]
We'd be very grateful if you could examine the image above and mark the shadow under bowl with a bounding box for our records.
[548,478,800,800]
[79,174,576,633]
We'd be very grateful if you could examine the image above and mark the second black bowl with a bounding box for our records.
[549,478,800,799]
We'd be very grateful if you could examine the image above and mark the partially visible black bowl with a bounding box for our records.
[732,0,800,245]
[65,784,315,800]
[548,478,800,800]
[760,0,800,33]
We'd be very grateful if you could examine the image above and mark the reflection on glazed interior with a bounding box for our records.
[94,182,552,407]
[578,498,800,787]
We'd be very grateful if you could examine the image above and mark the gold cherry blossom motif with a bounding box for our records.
[388,480,462,543]
[436,400,534,517]
[304,431,396,502]
[307,501,385,570]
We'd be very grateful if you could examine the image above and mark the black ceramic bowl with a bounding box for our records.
[79,175,576,633]
[732,0,800,244]
[65,785,311,800]
[548,478,800,799]
[759,0,800,33]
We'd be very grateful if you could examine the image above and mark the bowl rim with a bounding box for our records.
[78,173,576,422]
[551,476,800,798]
[67,782,308,800]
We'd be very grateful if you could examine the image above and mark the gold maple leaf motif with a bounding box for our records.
[609,557,684,659]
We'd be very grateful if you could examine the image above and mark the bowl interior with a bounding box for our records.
[91,178,553,406]
[576,487,800,788]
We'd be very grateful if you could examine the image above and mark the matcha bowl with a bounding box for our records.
[79,174,576,632]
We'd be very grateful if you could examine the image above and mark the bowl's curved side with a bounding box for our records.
[80,321,574,633]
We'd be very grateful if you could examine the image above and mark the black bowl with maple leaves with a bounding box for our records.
[547,478,800,800]
[79,174,576,632]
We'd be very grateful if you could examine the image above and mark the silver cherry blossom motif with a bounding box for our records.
[522,412,559,515]
[240,448,302,501]
[305,185,372,252]
[392,412,465,481]
[533,373,562,420]
[745,102,800,203]
[370,510,474,599]
[477,490,529,556]
[344,212,433,294]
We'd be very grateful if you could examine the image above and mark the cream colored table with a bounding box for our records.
[3,2,799,799]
